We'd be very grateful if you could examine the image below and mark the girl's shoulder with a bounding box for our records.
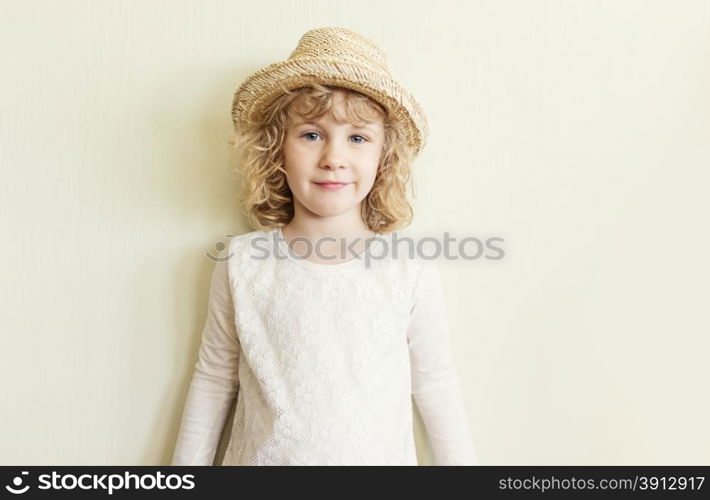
[224,228,276,265]
[372,229,434,280]
[226,227,272,251]
[221,228,278,288]
[376,229,450,301]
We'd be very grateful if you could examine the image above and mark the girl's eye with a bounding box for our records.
[300,132,368,144]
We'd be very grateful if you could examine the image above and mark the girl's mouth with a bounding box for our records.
[314,182,350,191]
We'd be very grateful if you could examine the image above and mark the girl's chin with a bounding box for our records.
[307,203,359,217]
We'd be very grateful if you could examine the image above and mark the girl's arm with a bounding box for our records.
[407,259,479,465]
[171,258,241,466]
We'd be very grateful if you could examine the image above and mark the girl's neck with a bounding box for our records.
[282,212,377,242]
[280,216,379,265]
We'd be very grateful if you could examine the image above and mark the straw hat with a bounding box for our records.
[231,26,429,155]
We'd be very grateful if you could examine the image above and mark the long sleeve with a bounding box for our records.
[407,260,479,466]
[171,258,241,466]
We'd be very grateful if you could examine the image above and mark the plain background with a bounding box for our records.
[1,0,708,465]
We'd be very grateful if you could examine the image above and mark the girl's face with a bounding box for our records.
[282,91,385,223]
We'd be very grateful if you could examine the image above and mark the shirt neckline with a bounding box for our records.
[272,226,383,272]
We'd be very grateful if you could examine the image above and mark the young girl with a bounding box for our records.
[171,26,478,466]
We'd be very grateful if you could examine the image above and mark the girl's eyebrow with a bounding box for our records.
[292,120,379,134]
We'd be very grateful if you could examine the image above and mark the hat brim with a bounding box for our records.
[231,57,428,154]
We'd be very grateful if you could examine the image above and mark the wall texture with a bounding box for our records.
[1,0,708,465]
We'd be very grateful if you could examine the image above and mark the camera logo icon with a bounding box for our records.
[5,471,30,494]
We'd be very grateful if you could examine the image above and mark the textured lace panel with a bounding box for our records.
[171,229,477,466]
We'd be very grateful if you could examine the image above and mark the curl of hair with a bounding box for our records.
[228,82,418,233]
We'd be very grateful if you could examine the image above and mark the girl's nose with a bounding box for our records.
[319,143,347,170]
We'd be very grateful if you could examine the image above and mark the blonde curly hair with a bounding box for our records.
[229,82,418,233]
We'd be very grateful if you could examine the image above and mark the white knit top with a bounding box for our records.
[171,227,478,466]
